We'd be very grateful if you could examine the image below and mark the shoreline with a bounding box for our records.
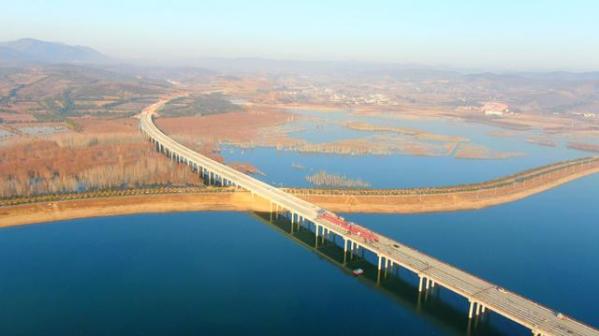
[2,158,598,229]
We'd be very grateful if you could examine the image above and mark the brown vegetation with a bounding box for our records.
[306,171,370,188]
[0,134,202,198]
[156,107,289,142]
[527,136,557,147]
[454,144,524,160]
[345,121,468,143]
[568,142,599,153]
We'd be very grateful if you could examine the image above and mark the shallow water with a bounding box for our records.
[221,109,591,188]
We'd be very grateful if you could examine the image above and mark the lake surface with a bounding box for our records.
[1,174,598,335]
[1,111,597,335]
[220,109,591,188]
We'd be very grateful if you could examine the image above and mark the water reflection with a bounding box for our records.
[251,211,516,336]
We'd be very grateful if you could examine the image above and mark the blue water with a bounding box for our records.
[1,174,598,334]
[221,146,585,189]
[347,173,599,330]
[0,212,484,335]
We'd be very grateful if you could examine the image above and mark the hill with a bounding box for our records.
[0,38,110,64]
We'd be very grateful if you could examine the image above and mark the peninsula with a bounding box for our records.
[2,156,598,228]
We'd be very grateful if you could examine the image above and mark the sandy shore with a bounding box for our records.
[0,192,270,229]
[2,162,598,229]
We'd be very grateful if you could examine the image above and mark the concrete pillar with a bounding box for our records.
[418,275,424,292]
[377,255,382,271]
[384,258,391,277]
[481,306,486,313]
[468,301,475,319]
[344,239,348,253]
[475,303,481,316]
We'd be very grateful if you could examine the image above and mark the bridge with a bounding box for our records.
[140,98,599,336]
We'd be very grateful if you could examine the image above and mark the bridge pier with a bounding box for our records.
[385,258,391,277]
[468,300,475,319]
[468,300,486,319]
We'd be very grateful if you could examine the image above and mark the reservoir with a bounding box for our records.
[1,173,598,335]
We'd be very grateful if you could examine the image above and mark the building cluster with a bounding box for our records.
[572,112,597,119]
[277,85,395,106]
[481,102,510,117]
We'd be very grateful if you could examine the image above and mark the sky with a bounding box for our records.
[1,0,598,71]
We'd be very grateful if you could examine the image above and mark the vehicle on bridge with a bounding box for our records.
[317,210,379,243]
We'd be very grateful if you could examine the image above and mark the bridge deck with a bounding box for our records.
[140,98,598,336]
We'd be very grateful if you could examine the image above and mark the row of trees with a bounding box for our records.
[0,137,203,198]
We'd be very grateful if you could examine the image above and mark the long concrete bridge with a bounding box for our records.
[140,98,599,336]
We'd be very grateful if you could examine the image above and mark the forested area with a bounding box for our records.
[0,134,203,198]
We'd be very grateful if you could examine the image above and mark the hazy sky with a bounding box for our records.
[2,0,598,70]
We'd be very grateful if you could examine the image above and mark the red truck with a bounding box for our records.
[317,210,379,243]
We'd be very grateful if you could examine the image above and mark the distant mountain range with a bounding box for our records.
[0,38,110,65]
[1,38,598,83]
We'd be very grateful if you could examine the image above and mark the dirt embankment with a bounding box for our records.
[1,157,598,229]
[292,157,599,213]
[0,191,271,229]
[297,164,599,213]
